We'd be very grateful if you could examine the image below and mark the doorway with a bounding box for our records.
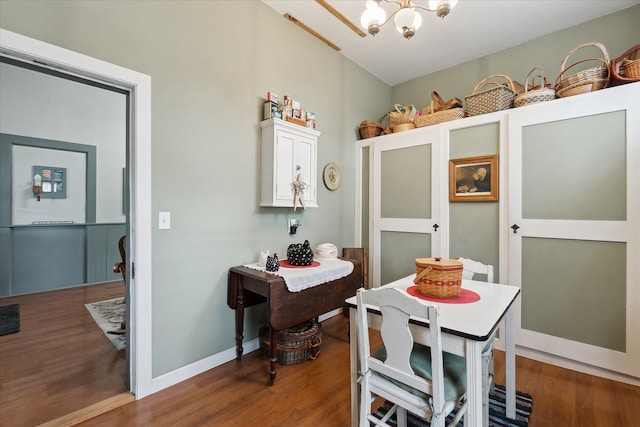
[0,28,153,414]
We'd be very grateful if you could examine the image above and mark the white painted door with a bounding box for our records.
[507,83,640,377]
[370,126,445,288]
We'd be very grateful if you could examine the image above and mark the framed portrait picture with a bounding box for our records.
[449,155,498,202]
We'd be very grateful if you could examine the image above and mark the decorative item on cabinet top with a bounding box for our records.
[414,91,465,127]
[263,91,316,129]
[554,42,610,98]
[610,44,640,86]
[514,67,556,107]
[465,74,518,116]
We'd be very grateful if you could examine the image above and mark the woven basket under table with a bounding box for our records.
[259,320,322,365]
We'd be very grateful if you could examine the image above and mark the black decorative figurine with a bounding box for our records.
[265,253,280,272]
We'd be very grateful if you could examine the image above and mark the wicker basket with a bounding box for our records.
[413,257,463,298]
[465,74,517,116]
[388,105,414,129]
[359,120,383,139]
[554,42,610,97]
[414,91,465,127]
[514,67,556,107]
[259,320,322,365]
[611,44,640,86]
[414,102,465,127]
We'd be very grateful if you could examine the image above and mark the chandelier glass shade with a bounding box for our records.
[361,0,458,39]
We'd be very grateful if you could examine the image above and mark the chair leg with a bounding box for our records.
[396,407,407,427]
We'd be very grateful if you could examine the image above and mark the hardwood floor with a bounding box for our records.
[3,291,638,427]
[0,282,127,427]
[76,314,639,427]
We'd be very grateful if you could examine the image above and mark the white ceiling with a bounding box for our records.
[263,0,639,86]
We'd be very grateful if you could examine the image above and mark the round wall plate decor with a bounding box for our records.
[323,163,341,190]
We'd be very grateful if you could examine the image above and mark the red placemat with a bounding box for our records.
[406,285,480,304]
[280,260,321,268]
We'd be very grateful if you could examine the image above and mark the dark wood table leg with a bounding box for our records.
[234,279,245,359]
[268,326,277,385]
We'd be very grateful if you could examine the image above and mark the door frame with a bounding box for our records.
[0,29,153,398]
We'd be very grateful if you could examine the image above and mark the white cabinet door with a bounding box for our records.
[260,119,319,208]
[508,83,640,377]
[369,126,445,288]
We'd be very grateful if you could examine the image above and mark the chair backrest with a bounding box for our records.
[457,257,494,283]
[356,287,447,416]
[343,247,368,289]
[114,235,126,281]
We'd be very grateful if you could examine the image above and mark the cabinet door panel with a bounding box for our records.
[371,127,443,288]
[275,131,294,202]
[508,84,640,377]
[295,135,315,203]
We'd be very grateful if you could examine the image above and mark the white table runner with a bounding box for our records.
[243,258,354,292]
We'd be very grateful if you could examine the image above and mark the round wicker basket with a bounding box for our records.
[514,67,556,107]
[555,42,610,97]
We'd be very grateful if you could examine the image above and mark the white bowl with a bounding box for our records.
[314,243,338,260]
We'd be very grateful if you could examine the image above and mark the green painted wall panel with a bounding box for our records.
[522,111,626,220]
[381,144,431,219]
[521,237,626,352]
[380,231,431,286]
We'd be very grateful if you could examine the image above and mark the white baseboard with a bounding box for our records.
[148,338,260,396]
[146,310,344,397]
[515,345,640,387]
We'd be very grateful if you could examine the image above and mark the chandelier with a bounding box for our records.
[360,0,458,39]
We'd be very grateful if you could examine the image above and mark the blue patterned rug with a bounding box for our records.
[0,304,20,336]
[372,384,532,426]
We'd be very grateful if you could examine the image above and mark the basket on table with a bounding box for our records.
[259,320,322,365]
[413,257,463,298]
[465,74,517,116]
[359,120,383,139]
[514,66,556,107]
[554,42,610,98]
[611,44,640,86]
[414,91,465,128]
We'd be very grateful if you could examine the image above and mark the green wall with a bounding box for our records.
[0,0,392,377]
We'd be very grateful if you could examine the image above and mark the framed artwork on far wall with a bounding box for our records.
[449,154,498,202]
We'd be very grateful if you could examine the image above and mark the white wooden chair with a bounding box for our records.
[457,257,495,421]
[356,287,467,427]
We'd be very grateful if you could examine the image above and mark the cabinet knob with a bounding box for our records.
[511,224,520,234]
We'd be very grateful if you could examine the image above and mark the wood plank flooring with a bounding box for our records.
[0,282,127,427]
[3,287,639,426]
[77,314,639,427]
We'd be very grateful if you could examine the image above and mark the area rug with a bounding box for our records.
[0,304,20,336]
[372,384,532,427]
[85,298,126,351]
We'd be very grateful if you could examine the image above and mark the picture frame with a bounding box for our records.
[449,155,498,202]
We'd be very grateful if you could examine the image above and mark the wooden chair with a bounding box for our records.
[457,257,495,419]
[356,287,467,427]
[109,235,127,334]
[342,247,368,289]
[114,235,126,283]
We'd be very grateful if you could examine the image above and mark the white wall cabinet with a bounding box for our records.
[260,118,320,208]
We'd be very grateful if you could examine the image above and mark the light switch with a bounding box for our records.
[159,212,171,229]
